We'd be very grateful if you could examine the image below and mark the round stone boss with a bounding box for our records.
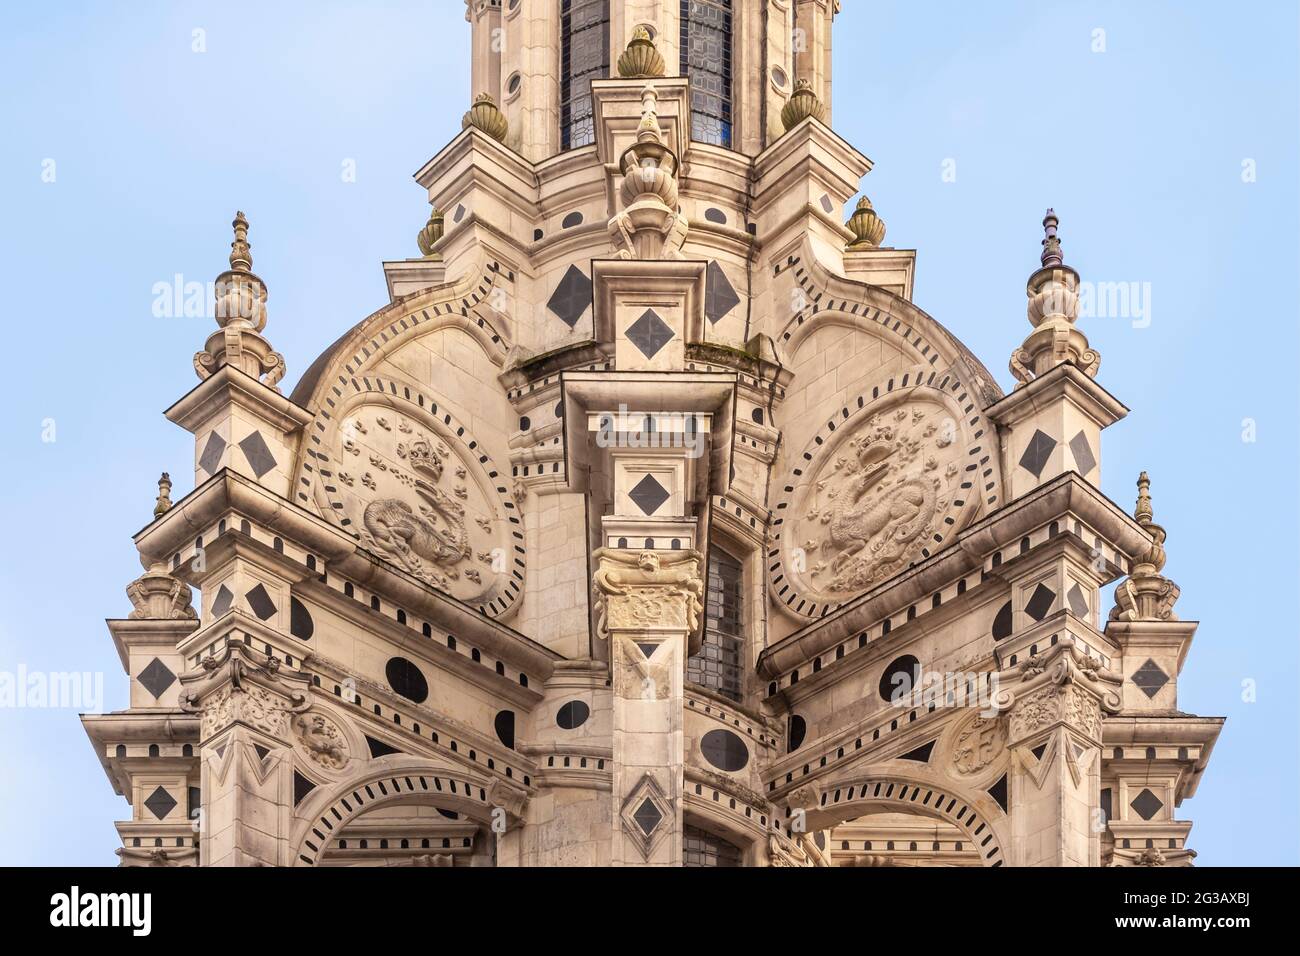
[768,371,986,619]
[302,389,525,619]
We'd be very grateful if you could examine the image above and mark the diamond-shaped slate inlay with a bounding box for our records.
[1018,429,1058,479]
[211,584,234,618]
[1025,583,1056,622]
[632,797,663,836]
[704,260,740,324]
[1066,582,1090,618]
[625,308,674,359]
[546,265,592,328]
[137,657,177,700]
[629,473,670,516]
[199,431,227,475]
[238,430,278,479]
[144,785,178,821]
[245,583,277,621]
[1069,430,1097,477]
[1131,659,1170,699]
[1130,788,1164,821]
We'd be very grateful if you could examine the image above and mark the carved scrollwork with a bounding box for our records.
[592,549,704,640]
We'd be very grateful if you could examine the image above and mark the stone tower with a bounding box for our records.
[83,0,1221,867]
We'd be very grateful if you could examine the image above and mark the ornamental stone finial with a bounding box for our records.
[153,472,173,518]
[193,212,286,389]
[1109,472,1180,622]
[618,25,665,78]
[781,79,828,132]
[1040,208,1063,268]
[1009,209,1099,387]
[462,92,508,142]
[417,206,445,258]
[607,86,689,260]
[229,210,252,272]
[846,195,886,249]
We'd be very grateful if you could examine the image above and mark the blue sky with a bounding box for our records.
[0,1,1295,865]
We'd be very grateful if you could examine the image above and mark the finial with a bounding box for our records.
[1040,208,1063,268]
[1134,471,1153,525]
[618,25,666,78]
[780,79,828,132]
[417,206,445,258]
[230,211,252,273]
[846,195,886,249]
[462,93,508,142]
[154,472,173,518]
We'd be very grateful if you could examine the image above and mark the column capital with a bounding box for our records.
[993,638,1122,747]
[178,642,311,744]
[591,548,704,642]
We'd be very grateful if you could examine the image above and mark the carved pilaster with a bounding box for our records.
[178,642,311,866]
[993,639,1122,866]
[594,548,703,866]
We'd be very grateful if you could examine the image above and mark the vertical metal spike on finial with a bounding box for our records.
[1040,208,1063,268]
[1134,471,1153,525]
[154,472,173,519]
[230,211,252,273]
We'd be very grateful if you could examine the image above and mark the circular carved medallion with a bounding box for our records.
[304,397,524,617]
[770,377,983,618]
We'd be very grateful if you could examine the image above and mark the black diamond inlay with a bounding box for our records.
[1069,430,1097,477]
[546,265,592,328]
[629,473,670,515]
[238,431,277,479]
[1130,788,1163,821]
[199,431,227,475]
[704,261,740,324]
[366,735,402,758]
[144,785,177,821]
[211,584,234,617]
[899,740,935,763]
[625,308,675,359]
[1132,659,1170,699]
[1018,429,1058,478]
[632,797,663,836]
[636,642,659,659]
[137,657,176,699]
[1025,583,1056,621]
[1067,582,1090,618]
[293,771,316,806]
[820,193,834,214]
[245,583,277,621]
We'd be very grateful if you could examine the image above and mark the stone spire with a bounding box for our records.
[1009,209,1098,387]
[607,86,689,260]
[193,212,286,390]
[1109,472,1181,622]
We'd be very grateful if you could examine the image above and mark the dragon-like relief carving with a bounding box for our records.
[775,397,973,612]
[315,408,517,611]
[291,712,349,770]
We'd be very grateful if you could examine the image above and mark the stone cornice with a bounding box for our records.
[758,472,1152,678]
[133,469,562,681]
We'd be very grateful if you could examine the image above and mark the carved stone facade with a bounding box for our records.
[82,2,1220,867]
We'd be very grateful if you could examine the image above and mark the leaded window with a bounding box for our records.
[688,548,743,701]
[680,0,733,147]
[561,0,609,150]
[683,823,743,867]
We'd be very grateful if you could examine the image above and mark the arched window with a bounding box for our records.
[683,823,743,867]
[688,547,743,701]
[560,0,610,150]
[680,0,733,147]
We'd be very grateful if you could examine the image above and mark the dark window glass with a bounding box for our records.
[561,0,610,150]
[688,548,743,701]
[683,823,743,867]
[680,0,733,147]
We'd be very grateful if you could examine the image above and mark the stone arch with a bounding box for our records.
[291,757,497,866]
[800,773,1008,867]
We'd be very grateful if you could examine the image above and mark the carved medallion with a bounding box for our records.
[770,383,981,617]
[951,714,1006,777]
[306,402,524,617]
[291,711,349,770]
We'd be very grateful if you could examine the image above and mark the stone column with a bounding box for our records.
[178,642,311,867]
[995,639,1122,867]
[593,548,704,866]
